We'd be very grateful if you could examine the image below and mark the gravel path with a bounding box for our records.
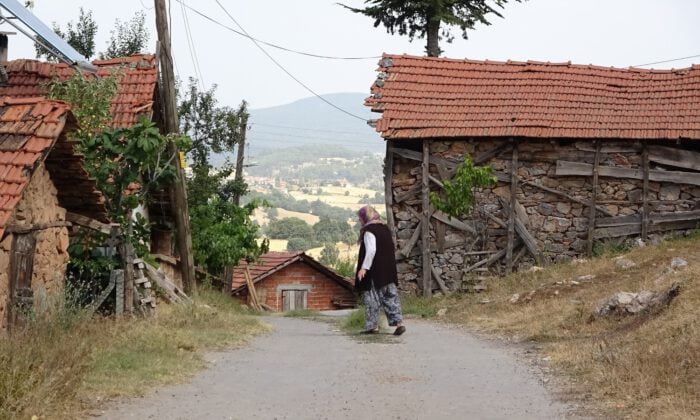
[96,316,572,419]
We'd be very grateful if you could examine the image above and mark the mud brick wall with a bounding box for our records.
[389,139,700,295]
[233,261,354,311]
[0,164,69,329]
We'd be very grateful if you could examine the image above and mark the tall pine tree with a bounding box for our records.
[340,0,521,57]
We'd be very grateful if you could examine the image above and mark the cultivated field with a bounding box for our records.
[306,242,359,261]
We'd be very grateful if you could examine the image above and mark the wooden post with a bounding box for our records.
[587,141,602,256]
[154,0,197,295]
[384,141,397,246]
[642,144,650,239]
[233,113,248,206]
[506,143,518,273]
[421,140,432,297]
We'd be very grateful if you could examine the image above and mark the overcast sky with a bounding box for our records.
[2,0,700,116]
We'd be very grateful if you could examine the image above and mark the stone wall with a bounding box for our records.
[0,163,69,329]
[389,139,700,294]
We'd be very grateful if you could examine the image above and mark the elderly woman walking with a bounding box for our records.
[355,205,406,335]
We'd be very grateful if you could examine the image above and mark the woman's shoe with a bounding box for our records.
[393,326,406,336]
[360,328,379,334]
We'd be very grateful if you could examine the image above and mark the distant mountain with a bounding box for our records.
[247,93,384,154]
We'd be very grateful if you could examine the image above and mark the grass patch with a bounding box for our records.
[401,295,440,318]
[342,308,365,333]
[0,285,266,419]
[438,234,700,419]
[283,309,320,318]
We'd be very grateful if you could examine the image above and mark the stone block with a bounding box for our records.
[659,184,680,201]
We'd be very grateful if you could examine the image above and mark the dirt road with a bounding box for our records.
[97,316,573,419]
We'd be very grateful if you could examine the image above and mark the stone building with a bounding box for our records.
[367,54,700,295]
[231,252,355,311]
[0,97,106,329]
[0,54,183,287]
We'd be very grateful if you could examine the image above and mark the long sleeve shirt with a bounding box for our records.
[361,231,376,270]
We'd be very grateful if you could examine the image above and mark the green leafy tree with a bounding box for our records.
[313,216,353,244]
[340,0,521,57]
[430,155,496,218]
[319,242,340,266]
[287,237,313,252]
[36,7,98,60]
[190,199,268,272]
[100,11,150,59]
[266,218,315,240]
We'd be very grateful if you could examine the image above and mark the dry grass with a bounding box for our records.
[431,235,700,419]
[275,208,320,225]
[306,242,359,260]
[0,287,267,419]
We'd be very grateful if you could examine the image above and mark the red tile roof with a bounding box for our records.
[1,55,158,128]
[231,251,352,292]
[0,97,106,237]
[367,54,700,141]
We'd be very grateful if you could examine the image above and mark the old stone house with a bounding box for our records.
[0,97,106,329]
[367,54,700,295]
[231,252,355,311]
[0,55,183,287]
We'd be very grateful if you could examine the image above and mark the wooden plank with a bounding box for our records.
[642,145,650,239]
[115,265,124,315]
[400,221,422,258]
[391,146,458,169]
[464,239,522,273]
[651,210,700,224]
[593,219,700,239]
[395,238,466,261]
[474,142,511,165]
[66,212,113,235]
[92,270,118,313]
[145,263,192,304]
[498,198,544,265]
[8,233,36,329]
[587,142,602,256]
[648,145,700,171]
[421,140,432,298]
[6,221,71,234]
[596,214,642,227]
[394,184,421,203]
[431,211,476,234]
[506,144,517,273]
[384,142,397,246]
[575,142,639,153]
[431,265,450,295]
[556,160,700,186]
[429,175,444,188]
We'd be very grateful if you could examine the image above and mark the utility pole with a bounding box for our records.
[154,0,197,295]
[233,108,249,206]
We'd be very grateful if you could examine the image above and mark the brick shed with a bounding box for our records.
[367,54,700,296]
[231,252,355,311]
[0,97,106,329]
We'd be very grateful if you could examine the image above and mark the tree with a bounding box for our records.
[320,242,340,266]
[287,237,313,252]
[340,0,521,57]
[430,155,496,218]
[36,7,98,60]
[266,218,315,240]
[101,11,150,59]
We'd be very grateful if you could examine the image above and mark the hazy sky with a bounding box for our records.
[2,0,700,115]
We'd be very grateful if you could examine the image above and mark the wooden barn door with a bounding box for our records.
[8,233,36,328]
[282,290,308,311]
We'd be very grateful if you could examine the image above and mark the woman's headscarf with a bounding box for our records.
[357,205,382,243]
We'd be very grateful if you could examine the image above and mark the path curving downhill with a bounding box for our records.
[97,316,574,419]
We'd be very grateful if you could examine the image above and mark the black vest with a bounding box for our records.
[356,223,398,291]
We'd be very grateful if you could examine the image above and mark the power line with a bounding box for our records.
[179,0,205,90]
[212,0,368,122]
[634,53,700,67]
[249,122,372,136]
[174,0,380,61]
[250,130,380,145]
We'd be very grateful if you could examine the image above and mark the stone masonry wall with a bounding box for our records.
[0,163,69,329]
[390,139,700,294]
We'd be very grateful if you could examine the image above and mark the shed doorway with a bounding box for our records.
[8,233,36,328]
[282,289,307,311]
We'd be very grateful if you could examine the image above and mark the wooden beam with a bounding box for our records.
[587,142,602,256]
[66,212,114,235]
[431,265,450,295]
[384,141,397,246]
[642,144,650,239]
[506,143,518,273]
[648,145,700,171]
[474,142,512,165]
[400,221,421,258]
[431,211,476,234]
[556,160,700,186]
[421,140,432,297]
[594,219,700,239]
[394,184,421,203]
[391,146,458,169]
[436,221,446,253]
[464,239,522,273]
[6,221,71,234]
[498,198,544,265]
[575,142,639,153]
